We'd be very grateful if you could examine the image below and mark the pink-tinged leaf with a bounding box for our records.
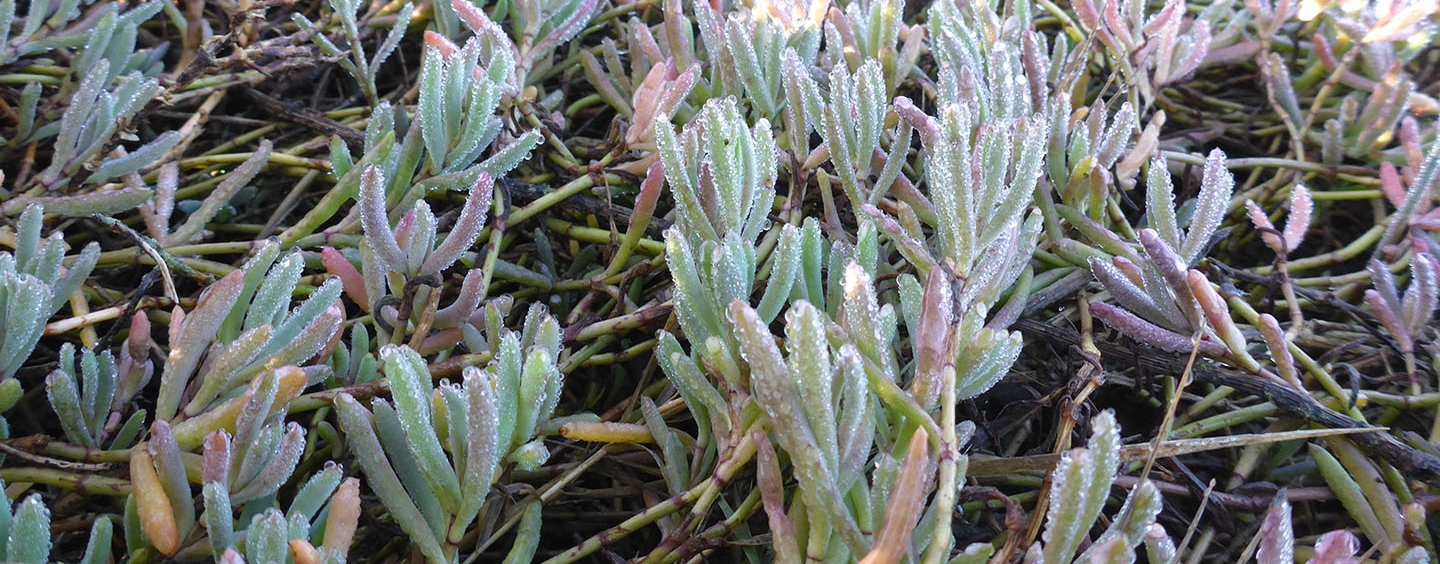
[168,306,185,351]
[128,311,151,364]
[1399,116,1422,179]
[892,96,939,147]
[324,478,361,555]
[1091,302,1228,356]
[1380,162,1406,208]
[1313,34,1337,69]
[321,247,368,310]
[1143,0,1180,36]
[453,0,497,35]
[1246,200,1284,256]
[1073,0,1101,30]
[1102,0,1131,50]
[752,428,800,564]
[913,267,953,412]
[1187,269,1258,370]
[202,431,231,486]
[1310,530,1360,564]
[1257,314,1300,387]
[630,162,665,232]
[422,173,493,275]
[1282,185,1312,253]
[1112,256,1145,286]
[422,31,459,58]
[290,539,321,564]
[860,427,933,564]
[393,209,416,254]
[629,63,671,142]
[1366,289,1412,355]
[1172,19,1211,81]
[360,165,407,275]
[1256,491,1294,564]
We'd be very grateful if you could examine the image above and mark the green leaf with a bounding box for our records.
[7,495,51,564]
[203,482,235,560]
[334,394,446,562]
[380,345,462,514]
[79,516,113,564]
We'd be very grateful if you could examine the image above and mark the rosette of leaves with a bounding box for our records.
[441,0,598,82]
[293,0,414,106]
[154,240,345,424]
[579,17,700,152]
[1045,99,1140,215]
[334,306,563,563]
[1083,151,1265,369]
[200,436,361,564]
[0,205,99,392]
[827,0,914,90]
[45,336,151,450]
[657,97,777,243]
[691,0,823,118]
[1365,253,1438,377]
[1070,0,1212,103]
[129,368,350,560]
[880,93,1046,316]
[787,58,912,217]
[1032,410,1168,564]
[0,0,166,151]
[26,52,177,198]
[344,166,496,349]
[727,261,998,563]
[414,28,521,176]
[0,480,114,564]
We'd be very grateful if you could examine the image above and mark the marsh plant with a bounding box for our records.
[1,0,1439,560]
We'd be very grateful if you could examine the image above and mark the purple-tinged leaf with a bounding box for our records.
[1139,228,1200,330]
[912,267,952,412]
[1401,253,1437,338]
[892,96,939,147]
[421,173,493,275]
[1370,259,1402,312]
[1091,302,1228,357]
[1366,289,1412,356]
[433,269,487,329]
[359,165,407,275]
[1090,257,1172,330]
